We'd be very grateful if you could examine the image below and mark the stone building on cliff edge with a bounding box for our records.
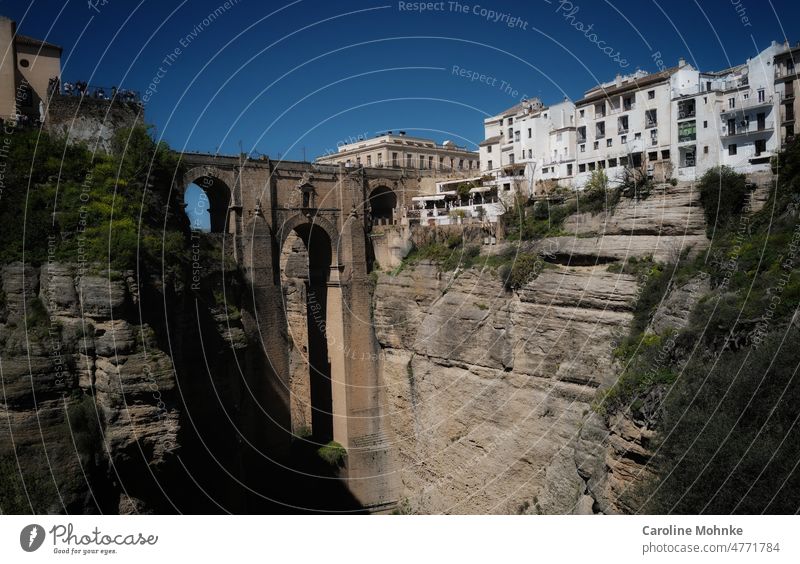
[0,15,62,123]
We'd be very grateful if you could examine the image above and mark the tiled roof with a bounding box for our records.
[576,66,681,105]
[15,34,62,52]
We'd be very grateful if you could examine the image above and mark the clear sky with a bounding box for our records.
[4,0,800,228]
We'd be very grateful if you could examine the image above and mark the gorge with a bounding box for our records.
[1,113,799,515]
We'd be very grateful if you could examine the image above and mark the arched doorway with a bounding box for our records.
[280,221,335,443]
[183,174,232,233]
[368,186,397,224]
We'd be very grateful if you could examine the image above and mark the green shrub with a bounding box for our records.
[697,166,750,232]
[318,441,347,466]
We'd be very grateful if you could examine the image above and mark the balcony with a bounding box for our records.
[721,121,774,137]
[775,66,798,79]
[720,96,774,115]
[722,78,749,91]
[618,128,629,135]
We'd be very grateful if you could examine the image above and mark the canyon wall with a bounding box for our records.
[373,182,711,514]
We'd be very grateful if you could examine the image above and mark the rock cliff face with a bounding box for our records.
[373,183,709,514]
[0,257,248,514]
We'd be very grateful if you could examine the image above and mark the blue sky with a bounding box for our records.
[4,0,800,228]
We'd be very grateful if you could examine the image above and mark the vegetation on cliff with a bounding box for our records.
[602,152,800,513]
[0,126,185,272]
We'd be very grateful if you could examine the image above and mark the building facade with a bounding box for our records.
[315,131,479,173]
[479,41,790,193]
[774,41,800,150]
[0,15,62,122]
[479,97,576,200]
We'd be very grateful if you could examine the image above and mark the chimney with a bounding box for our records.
[615,73,622,86]
[678,57,686,67]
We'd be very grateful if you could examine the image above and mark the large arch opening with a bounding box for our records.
[368,185,397,224]
[280,222,335,444]
[183,175,232,233]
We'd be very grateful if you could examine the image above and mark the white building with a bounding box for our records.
[573,63,697,188]
[715,42,782,174]
[477,42,786,195]
[479,97,576,200]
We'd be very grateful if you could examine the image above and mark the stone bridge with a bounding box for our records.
[178,152,423,511]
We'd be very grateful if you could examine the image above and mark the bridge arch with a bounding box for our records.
[278,214,343,444]
[277,213,341,267]
[182,166,234,233]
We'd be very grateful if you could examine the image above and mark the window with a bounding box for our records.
[356,157,361,165]
[623,96,633,110]
[588,162,596,171]
[728,97,735,109]
[703,146,708,154]
[579,109,585,118]
[367,155,372,166]
[706,81,712,91]
[755,139,767,156]
[514,130,520,142]
[650,128,658,145]
[567,164,573,175]
[608,158,617,167]
[406,154,412,167]
[648,151,658,161]
[595,102,605,117]
[703,120,708,128]
[635,132,642,140]
[606,139,612,147]
[508,117,513,124]
[620,156,629,166]
[378,153,383,165]
[598,160,606,169]
[729,143,737,155]
[579,163,586,173]
[678,99,696,119]
[596,121,605,138]
[508,154,514,165]
[678,120,696,143]
[743,92,749,100]
[661,150,670,160]
[556,132,562,141]
[487,160,493,169]
[459,159,464,169]
[577,126,586,143]
[645,109,657,128]
[392,152,399,167]
[419,155,425,168]
[429,156,434,169]
[528,128,532,138]
[508,127,513,138]
[528,149,532,159]
[487,145,492,153]
[438,156,444,170]
[727,118,736,135]
[593,141,599,150]
[648,90,655,99]
[580,144,586,153]
[503,183,511,191]
[618,115,628,134]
